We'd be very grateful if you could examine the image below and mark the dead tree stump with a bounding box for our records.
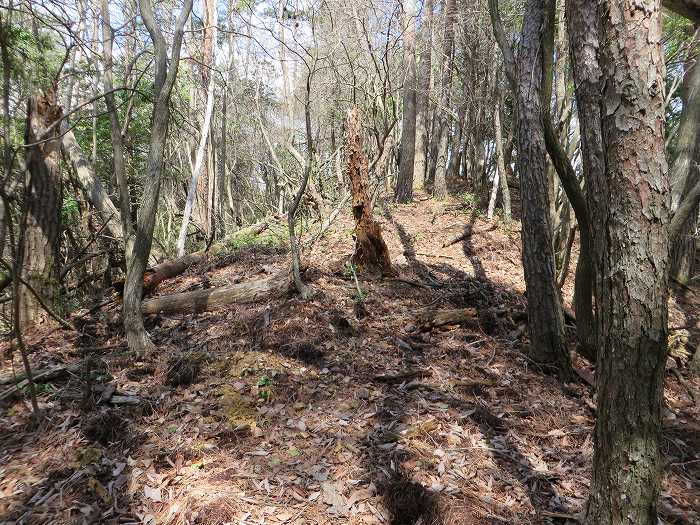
[345,107,393,276]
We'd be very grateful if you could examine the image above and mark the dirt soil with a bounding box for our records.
[1,194,699,525]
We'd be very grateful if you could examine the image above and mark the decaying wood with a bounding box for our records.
[113,219,272,296]
[141,268,295,315]
[441,223,498,248]
[345,107,393,276]
[0,363,80,401]
[142,220,271,294]
[418,308,479,330]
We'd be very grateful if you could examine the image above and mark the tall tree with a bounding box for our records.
[490,0,572,377]
[123,0,193,355]
[176,0,218,257]
[413,0,432,190]
[193,0,217,236]
[22,89,62,327]
[395,0,418,203]
[568,0,671,522]
[430,0,457,200]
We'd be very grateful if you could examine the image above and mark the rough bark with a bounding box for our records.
[346,108,393,275]
[23,89,63,327]
[413,0,432,190]
[513,0,572,378]
[395,0,417,203]
[124,0,192,355]
[541,0,596,362]
[581,0,671,523]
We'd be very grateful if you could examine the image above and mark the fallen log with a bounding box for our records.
[141,220,271,294]
[417,308,479,330]
[141,268,294,315]
[441,223,499,248]
[0,363,80,401]
[112,219,273,296]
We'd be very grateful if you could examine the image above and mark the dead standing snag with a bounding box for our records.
[345,107,393,276]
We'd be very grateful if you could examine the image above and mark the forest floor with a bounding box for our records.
[1,191,699,525]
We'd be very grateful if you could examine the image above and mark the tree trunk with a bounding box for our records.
[580,0,670,522]
[101,0,131,250]
[413,0,432,191]
[176,21,217,257]
[669,28,700,282]
[61,126,125,242]
[431,0,457,200]
[142,268,295,315]
[23,90,63,327]
[347,108,393,275]
[494,96,511,220]
[192,0,216,237]
[512,0,572,378]
[124,0,192,355]
[540,0,597,362]
[486,169,499,220]
[395,0,417,203]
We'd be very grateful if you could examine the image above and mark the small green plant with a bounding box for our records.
[346,262,368,302]
[459,192,479,209]
[61,195,80,225]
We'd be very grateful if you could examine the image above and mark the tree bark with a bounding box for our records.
[581,0,671,523]
[513,0,572,378]
[193,0,217,237]
[669,29,700,281]
[541,0,596,362]
[347,107,393,275]
[139,220,270,295]
[395,0,417,203]
[413,0,432,191]
[493,95,511,220]
[61,126,125,242]
[23,89,63,327]
[176,12,217,257]
[141,268,295,315]
[124,0,192,355]
[100,0,131,250]
[430,0,457,200]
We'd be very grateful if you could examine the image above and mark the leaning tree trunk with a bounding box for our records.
[395,0,417,203]
[123,0,192,355]
[581,0,671,523]
[514,0,572,378]
[23,89,63,327]
[346,108,393,276]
